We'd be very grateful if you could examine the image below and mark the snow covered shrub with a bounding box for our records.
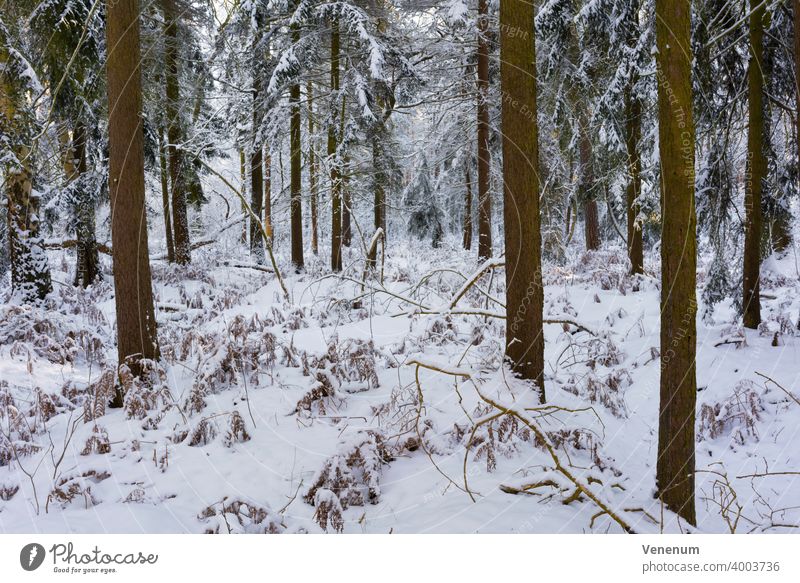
[0,305,105,365]
[199,498,285,534]
[222,411,250,447]
[0,481,19,501]
[304,430,393,530]
[82,368,115,423]
[80,425,111,455]
[47,469,110,510]
[120,361,173,427]
[698,380,764,444]
[471,414,535,472]
[0,386,40,467]
[311,489,345,533]
[563,369,631,418]
[183,418,219,447]
[183,315,279,414]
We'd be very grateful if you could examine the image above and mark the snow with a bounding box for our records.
[2,231,800,534]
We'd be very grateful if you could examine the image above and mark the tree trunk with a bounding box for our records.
[343,155,352,247]
[308,80,319,255]
[476,0,492,260]
[290,30,304,270]
[654,0,697,526]
[743,0,765,329]
[579,120,600,251]
[499,0,546,401]
[264,149,272,240]
[626,87,643,274]
[105,0,160,402]
[159,127,176,262]
[250,90,265,263]
[71,121,100,287]
[372,135,386,236]
[330,17,343,272]
[463,157,473,250]
[59,121,100,287]
[239,149,248,244]
[1,53,52,302]
[162,0,191,264]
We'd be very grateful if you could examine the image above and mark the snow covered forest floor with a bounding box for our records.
[2,199,800,534]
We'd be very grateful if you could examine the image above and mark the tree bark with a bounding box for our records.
[343,155,352,247]
[626,84,643,274]
[162,0,191,264]
[159,126,176,262]
[476,0,492,260]
[308,80,319,254]
[654,0,697,526]
[239,149,247,244]
[330,17,343,272]
[579,120,600,251]
[290,27,304,270]
[105,0,160,401]
[250,92,265,263]
[743,0,765,329]
[500,0,546,401]
[463,157,473,250]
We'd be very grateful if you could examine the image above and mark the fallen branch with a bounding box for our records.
[219,261,275,274]
[406,358,635,533]
[755,371,800,408]
[44,239,112,255]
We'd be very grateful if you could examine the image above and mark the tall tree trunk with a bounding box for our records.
[654,0,697,526]
[330,17,343,272]
[264,149,272,240]
[239,149,248,244]
[1,44,52,303]
[463,157,473,250]
[500,0,546,401]
[59,121,100,287]
[579,119,600,251]
[71,121,100,287]
[476,0,492,260]
[250,91,265,263]
[163,0,191,264]
[159,127,176,262]
[308,80,319,254]
[290,32,304,270]
[372,135,386,235]
[743,0,765,329]
[626,86,643,274]
[105,0,160,402]
[343,155,352,247]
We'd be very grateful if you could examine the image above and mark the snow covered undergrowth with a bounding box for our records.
[2,241,800,534]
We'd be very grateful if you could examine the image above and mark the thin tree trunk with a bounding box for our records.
[476,0,492,260]
[372,135,386,235]
[463,158,473,250]
[163,0,191,264]
[343,155,352,247]
[239,149,247,244]
[626,87,643,274]
[743,0,765,329]
[308,80,319,254]
[264,148,272,240]
[105,0,160,401]
[250,87,265,263]
[330,17,342,272]
[654,0,697,526]
[290,29,304,270]
[500,0,546,401]
[159,127,176,262]
[71,121,100,287]
[59,121,100,287]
